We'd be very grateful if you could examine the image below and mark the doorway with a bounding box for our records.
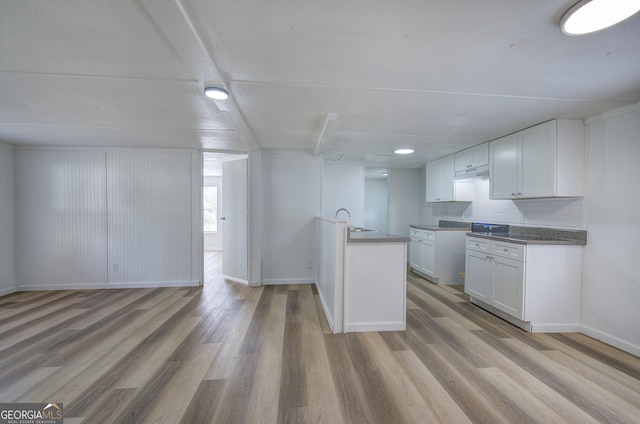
[365,167,389,233]
[202,152,249,284]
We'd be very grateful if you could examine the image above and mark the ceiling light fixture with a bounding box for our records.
[394,148,414,155]
[204,86,230,100]
[561,0,640,35]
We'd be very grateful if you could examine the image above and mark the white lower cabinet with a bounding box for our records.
[410,227,466,285]
[464,236,582,332]
[491,255,524,319]
[420,239,436,277]
[409,239,422,270]
[465,239,524,319]
[464,249,491,304]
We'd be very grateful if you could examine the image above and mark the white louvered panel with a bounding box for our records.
[107,151,192,283]
[0,145,16,293]
[15,150,108,287]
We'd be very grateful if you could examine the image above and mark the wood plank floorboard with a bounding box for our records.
[0,254,639,423]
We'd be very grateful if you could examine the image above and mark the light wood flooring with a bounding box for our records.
[1,251,639,423]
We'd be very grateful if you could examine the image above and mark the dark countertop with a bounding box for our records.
[466,230,587,246]
[410,220,472,232]
[411,224,469,232]
[347,230,410,244]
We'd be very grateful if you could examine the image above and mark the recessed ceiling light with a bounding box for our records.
[394,148,414,155]
[561,0,640,35]
[204,87,230,100]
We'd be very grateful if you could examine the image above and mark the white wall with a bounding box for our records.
[365,177,388,232]
[0,143,15,295]
[581,103,640,355]
[106,151,197,284]
[388,168,422,237]
[16,150,109,287]
[14,148,201,290]
[322,161,365,226]
[421,174,586,229]
[261,152,322,284]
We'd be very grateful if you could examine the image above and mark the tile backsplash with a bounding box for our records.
[421,178,585,229]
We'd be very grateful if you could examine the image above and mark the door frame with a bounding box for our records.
[201,150,261,287]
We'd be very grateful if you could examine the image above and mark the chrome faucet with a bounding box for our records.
[335,208,351,219]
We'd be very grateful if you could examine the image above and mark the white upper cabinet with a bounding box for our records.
[490,119,584,199]
[454,142,489,173]
[426,155,472,202]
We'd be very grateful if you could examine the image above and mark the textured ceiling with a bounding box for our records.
[1,0,639,166]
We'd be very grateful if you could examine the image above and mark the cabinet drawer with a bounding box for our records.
[410,229,423,239]
[492,241,525,261]
[424,230,436,241]
[467,237,488,252]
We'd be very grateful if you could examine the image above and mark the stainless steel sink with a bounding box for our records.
[349,227,374,232]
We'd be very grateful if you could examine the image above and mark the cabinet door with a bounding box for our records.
[492,256,525,319]
[409,240,422,270]
[520,120,556,198]
[438,155,455,201]
[454,149,473,173]
[490,133,519,199]
[421,240,436,277]
[455,143,489,172]
[425,160,440,202]
[465,250,491,302]
[471,143,489,168]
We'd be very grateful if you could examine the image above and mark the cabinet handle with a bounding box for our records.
[466,165,472,168]
[511,193,516,196]
[517,192,522,196]
[503,248,508,253]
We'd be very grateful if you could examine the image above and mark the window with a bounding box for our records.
[203,185,218,232]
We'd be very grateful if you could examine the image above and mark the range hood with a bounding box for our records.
[453,164,489,180]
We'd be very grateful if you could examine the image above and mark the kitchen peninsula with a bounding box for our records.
[315,217,410,333]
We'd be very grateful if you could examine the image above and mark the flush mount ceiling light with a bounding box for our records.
[204,86,230,100]
[561,0,640,35]
[394,148,414,155]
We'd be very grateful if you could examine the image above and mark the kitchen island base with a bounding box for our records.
[344,242,407,332]
[314,217,410,333]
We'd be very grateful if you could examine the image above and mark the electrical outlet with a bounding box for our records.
[113,263,119,272]
[307,260,313,270]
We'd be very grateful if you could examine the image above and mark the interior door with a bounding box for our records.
[222,158,248,281]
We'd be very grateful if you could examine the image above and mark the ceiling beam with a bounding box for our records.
[314,113,337,157]
[141,0,260,151]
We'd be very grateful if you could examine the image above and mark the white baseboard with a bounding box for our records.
[580,324,640,357]
[0,286,17,297]
[530,323,582,333]
[343,321,406,333]
[14,280,201,291]
[261,278,315,285]
[315,283,335,333]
